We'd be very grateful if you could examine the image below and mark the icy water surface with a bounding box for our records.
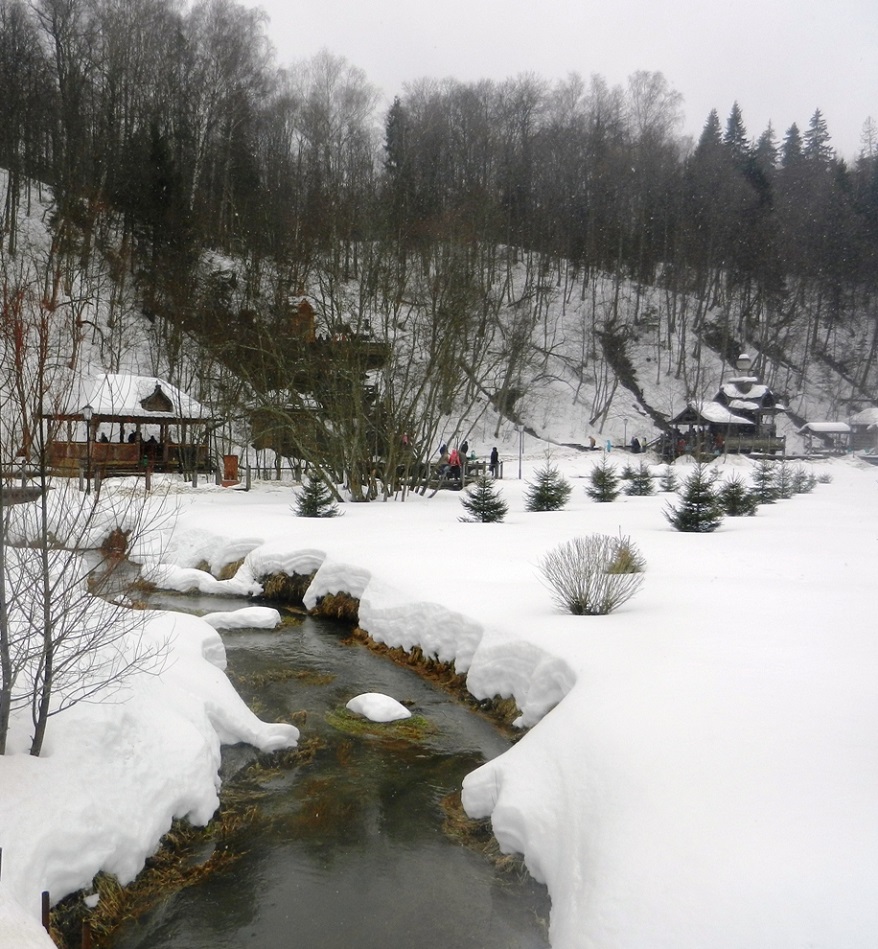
[112,594,551,949]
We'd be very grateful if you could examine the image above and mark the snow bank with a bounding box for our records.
[0,610,298,946]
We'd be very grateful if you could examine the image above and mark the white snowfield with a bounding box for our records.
[2,451,877,948]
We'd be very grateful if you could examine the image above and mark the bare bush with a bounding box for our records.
[539,533,645,616]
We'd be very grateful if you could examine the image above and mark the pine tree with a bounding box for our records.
[774,460,796,499]
[624,463,654,496]
[665,463,723,532]
[719,474,759,516]
[525,464,572,512]
[293,471,341,518]
[460,475,508,523]
[751,457,779,503]
[658,466,679,492]
[586,457,620,502]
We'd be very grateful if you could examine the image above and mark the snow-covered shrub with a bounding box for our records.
[539,533,645,615]
[525,464,572,512]
[460,475,508,523]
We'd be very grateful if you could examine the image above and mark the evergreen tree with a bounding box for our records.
[791,466,817,494]
[775,460,796,499]
[460,475,508,523]
[719,474,759,516]
[723,101,750,167]
[586,457,620,502]
[624,463,655,496]
[665,464,723,532]
[751,457,779,503]
[525,464,572,512]
[658,466,679,492]
[804,109,833,165]
[293,471,341,518]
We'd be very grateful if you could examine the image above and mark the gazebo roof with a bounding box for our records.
[46,373,212,424]
[798,422,852,434]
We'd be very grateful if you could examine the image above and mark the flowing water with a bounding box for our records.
[112,593,551,949]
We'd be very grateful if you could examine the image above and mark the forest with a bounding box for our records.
[1,0,877,495]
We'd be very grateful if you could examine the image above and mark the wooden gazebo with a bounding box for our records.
[44,373,216,477]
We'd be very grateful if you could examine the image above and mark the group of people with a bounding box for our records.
[436,440,501,479]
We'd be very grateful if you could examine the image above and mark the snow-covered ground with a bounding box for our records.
[2,447,876,948]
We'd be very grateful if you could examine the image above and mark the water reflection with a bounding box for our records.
[113,600,550,949]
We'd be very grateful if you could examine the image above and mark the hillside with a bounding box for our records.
[0,166,874,480]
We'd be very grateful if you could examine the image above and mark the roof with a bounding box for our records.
[798,422,852,434]
[46,373,212,423]
[671,401,753,426]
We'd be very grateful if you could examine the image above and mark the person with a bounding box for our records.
[460,439,469,457]
[98,433,109,443]
[436,447,450,476]
[438,442,447,457]
[588,435,596,450]
[631,436,641,453]
[128,431,138,444]
[489,446,499,477]
[448,446,462,480]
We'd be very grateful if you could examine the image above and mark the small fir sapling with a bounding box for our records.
[623,463,655,496]
[791,466,817,493]
[774,460,796,499]
[586,456,620,502]
[718,473,759,516]
[460,475,508,523]
[658,466,679,492]
[751,457,779,503]
[293,470,341,517]
[665,463,723,532]
[525,464,572,512]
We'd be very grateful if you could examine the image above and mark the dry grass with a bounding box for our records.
[440,790,531,878]
[325,707,436,743]
[49,738,322,947]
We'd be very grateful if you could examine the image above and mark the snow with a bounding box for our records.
[346,692,412,723]
[3,450,876,948]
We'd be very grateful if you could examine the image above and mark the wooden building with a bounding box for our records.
[43,373,215,477]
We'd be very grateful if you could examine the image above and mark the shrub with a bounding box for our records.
[586,456,620,502]
[460,475,508,523]
[539,533,645,615]
[816,471,833,484]
[665,463,723,532]
[623,463,655,496]
[525,464,572,512]
[293,471,341,518]
[718,473,759,516]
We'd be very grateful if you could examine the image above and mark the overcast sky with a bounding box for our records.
[240,0,876,160]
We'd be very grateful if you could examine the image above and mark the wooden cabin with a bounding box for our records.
[665,354,786,458]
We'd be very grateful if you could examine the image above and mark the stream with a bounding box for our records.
[112,592,551,949]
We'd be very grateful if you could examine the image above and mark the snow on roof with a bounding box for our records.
[798,421,852,434]
[719,381,770,399]
[684,400,753,425]
[54,373,211,422]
